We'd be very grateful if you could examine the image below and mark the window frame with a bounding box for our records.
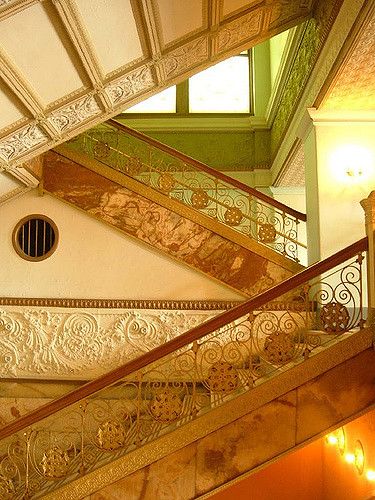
[123,50,254,118]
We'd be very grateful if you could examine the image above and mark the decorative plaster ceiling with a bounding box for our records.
[321,3,375,111]
[274,139,305,187]
[0,0,314,177]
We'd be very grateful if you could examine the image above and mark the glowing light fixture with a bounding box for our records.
[326,434,338,445]
[329,144,374,183]
[354,441,365,475]
[366,469,375,481]
[345,452,355,464]
[325,428,346,454]
[337,427,346,455]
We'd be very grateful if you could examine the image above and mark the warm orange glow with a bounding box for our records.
[345,452,355,464]
[326,434,338,445]
[366,470,375,481]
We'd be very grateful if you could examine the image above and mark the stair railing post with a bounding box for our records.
[360,191,375,331]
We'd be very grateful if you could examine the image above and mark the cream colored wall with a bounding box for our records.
[0,190,242,300]
[313,121,375,259]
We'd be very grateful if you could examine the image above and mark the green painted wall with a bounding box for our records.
[130,129,270,171]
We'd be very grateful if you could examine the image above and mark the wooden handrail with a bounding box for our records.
[107,119,307,222]
[0,237,367,440]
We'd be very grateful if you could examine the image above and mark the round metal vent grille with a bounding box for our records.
[13,215,58,261]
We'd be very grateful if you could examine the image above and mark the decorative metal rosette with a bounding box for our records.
[206,361,239,393]
[0,476,15,499]
[158,173,176,194]
[93,141,111,159]
[126,156,142,175]
[264,331,295,364]
[191,189,209,209]
[320,301,350,333]
[224,207,242,226]
[149,389,182,423]
[40,446,70,479]
[258,223,277,243]
[96,419,126,451]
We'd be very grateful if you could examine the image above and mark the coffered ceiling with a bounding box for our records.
[0,0,314,176]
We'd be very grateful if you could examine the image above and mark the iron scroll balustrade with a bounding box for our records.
[63,121,307,263]
[0,238,367,499]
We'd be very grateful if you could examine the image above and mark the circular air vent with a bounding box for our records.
[13,215,58,261]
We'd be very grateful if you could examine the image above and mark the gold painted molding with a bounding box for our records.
[43,327,374,499]
[0,297,240,309]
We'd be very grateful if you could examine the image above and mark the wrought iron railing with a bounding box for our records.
[0,238,367,498]
[62,120,307,263]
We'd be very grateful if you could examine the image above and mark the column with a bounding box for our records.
[361,191,375,328]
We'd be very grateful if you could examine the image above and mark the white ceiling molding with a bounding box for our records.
[0,0,313,176]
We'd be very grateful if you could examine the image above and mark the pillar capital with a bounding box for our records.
[361,191,375,225]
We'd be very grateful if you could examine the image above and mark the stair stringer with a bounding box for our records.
[45,327,375,500]
[54,143,304,275]
[43,150,302,298]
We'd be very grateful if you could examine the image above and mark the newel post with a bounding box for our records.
[361,191,375,328]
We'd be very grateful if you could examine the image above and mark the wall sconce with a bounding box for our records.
[329,144,374,183]
[326,428,345,454]
[354,441,365,474]
[345,165,363,178]
[325,429,374,482]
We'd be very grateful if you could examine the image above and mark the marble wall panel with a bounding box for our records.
[195,392,297,495]
[43,151,292,297]
[296,348,375,443]
[90,443,197,500]
[86,348,375,500]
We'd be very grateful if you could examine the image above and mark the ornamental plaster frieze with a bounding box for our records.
[0,307,222,380]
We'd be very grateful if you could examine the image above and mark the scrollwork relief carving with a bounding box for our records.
[214,11,262,54]
[104,66,154,106]
[162,38,208,79]
[0,308,219,379]
[48,96,101,133]
[0,124,48,163]
[269,0,311,29]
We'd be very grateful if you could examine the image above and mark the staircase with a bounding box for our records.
[0,237,372,499]
[41,121,306,298]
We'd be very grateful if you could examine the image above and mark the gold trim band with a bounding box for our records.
[0,297,241,310]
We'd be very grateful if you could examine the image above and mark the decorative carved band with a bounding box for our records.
[0,297,240,309]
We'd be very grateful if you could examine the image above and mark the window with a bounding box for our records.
[124,51,252,116]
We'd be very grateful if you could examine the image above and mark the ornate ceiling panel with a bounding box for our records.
[321,5,375,111]
[0,0,313,176]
